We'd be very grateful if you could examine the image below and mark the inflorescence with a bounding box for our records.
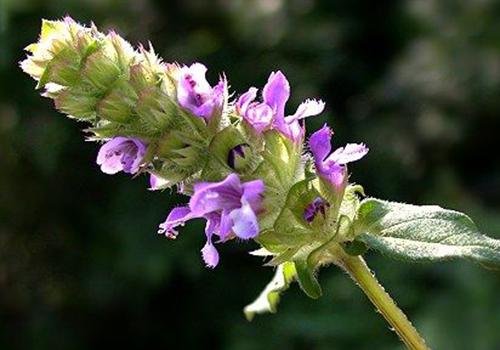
[20,17,368,270]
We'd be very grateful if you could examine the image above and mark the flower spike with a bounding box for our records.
[23,20,500,340]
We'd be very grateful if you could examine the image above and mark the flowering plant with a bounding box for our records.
[21,18,500,350]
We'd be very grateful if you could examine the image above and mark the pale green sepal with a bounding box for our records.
[243,262,296,321]
[255,230,289,254]
[38,46,81,88]
[55,88,98,120]
[266,132,301,183]
[96,81,137,123]
[249,248,274,257]
[265,247,300,267]
[40,19,65,40]
[82,51,122,91]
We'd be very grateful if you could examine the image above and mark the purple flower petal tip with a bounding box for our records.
[157,206,192,238]
[149,174,159,189]
[309,125,332,161]
[331,143,369,165]
[263,71,290,119]
[236,87,258,114]
[201,241,219,268]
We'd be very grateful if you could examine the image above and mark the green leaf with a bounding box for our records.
[243,262,296,321]
[255,230,289,253]
[356,198,500,267]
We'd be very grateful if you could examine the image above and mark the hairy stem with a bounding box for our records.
[336,254,430,350]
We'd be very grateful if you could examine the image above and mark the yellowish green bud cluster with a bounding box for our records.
[21,17,214,183]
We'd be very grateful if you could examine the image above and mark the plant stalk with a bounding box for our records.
[337,254,430,350]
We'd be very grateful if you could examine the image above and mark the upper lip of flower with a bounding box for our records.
[237,71,325,141]
[176,63,226,120]
[309,124,369,186]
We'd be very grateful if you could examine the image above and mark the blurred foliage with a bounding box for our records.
[1,0,499,349]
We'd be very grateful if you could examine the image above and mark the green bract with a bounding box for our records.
[244,262,296,321]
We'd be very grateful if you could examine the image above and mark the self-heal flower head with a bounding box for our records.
[177,63,226,120]
[96,137,147,175]
[237,71,325,140]
[309,125,369,188]
[158,173,265,268]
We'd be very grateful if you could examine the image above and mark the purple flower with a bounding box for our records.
[236,87,274,133]
[96,137,147,175]
[309,125,369,188]
[304,197,329,223]
[158,173,265,268]
[237,71,325,141]
[177,63,226,120]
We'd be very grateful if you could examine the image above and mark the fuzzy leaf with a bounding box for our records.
[244,262,296,320]
[356,198,500,267]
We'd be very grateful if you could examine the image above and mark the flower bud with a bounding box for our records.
[96,82,137,123]
[82,51,122,91]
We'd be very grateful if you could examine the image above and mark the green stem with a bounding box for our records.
[337,254,430,350]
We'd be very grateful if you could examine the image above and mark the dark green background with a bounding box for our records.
[1,0,499,349]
